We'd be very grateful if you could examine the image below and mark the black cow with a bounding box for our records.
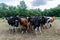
[28,16,41,31]
[28,16,52,32]
[7,16,19,27]
[7,16,19,33]
[40,16,53,30]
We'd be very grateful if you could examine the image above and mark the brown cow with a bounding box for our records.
[47,16,55,23]
[45,16,55,28]
[19,18,30,33]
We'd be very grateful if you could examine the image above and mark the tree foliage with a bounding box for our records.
[0,1,60,18]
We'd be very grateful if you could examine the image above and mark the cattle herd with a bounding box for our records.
[7,16,55,34]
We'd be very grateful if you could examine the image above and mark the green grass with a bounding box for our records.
[55,17,60,20]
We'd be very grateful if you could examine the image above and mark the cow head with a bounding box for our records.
[14,19,19,27]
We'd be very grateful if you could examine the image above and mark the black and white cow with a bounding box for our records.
[28,16,41,32]
[7,16,19,33]
[28,16,54,32]
[40,16,55,29]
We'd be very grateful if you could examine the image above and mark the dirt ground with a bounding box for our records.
[0,19,60,40]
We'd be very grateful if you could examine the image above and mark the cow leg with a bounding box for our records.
[50,24,52,27]
[14,27,17,33]
[45,23,48,29]
[30,25,34,32]
[30,25,33,31]
[22,29,26,34]
[9,25,11,31]
[12,28,15,33]
[40,24,43,32]
[43,24,47,29]
[28,25,34,33]
[9,26,11,33]
[45,23,49,29]
[21,28,26,34]
[33,25,36,30]
[49,23,52,28]
[43,24,46,29]
[37,26,39,31]
[10,26,15,33]
[21,26,27,34]
[47,22,52,28]
[32,25,37,33]
[39,27,41,33]
[9,26,15,33]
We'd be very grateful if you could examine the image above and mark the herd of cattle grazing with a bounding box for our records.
[6,16,55,34]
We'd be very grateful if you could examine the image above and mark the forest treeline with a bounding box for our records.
[0,1,60,18]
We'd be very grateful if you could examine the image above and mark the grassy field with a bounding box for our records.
[0,18,60,40]
[55,17,60,19]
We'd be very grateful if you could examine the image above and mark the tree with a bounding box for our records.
[20,1,27,11]
[7,6,17,17]
[0,3,8,17]
[16,1,27,16]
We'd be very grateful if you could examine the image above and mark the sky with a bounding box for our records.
[0,0,60,10]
